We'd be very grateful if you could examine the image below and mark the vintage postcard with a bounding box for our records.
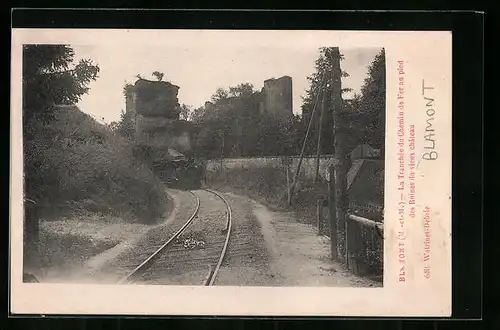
[10,29,452,316]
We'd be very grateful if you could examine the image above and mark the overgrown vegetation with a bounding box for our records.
[203,47,385,279]
[23,45,169,264]
[108,108,135,139]
[22,45,100,125]
[207,164,328,220]
[190,83,304,159]
[27,106,168,222]
[189,47,385,162]
[301,47,386,155]
[201,47,385,210]
[38,228,120,272]
[208,165,289,208]
[207,164,382,280]
[301,47,351,155]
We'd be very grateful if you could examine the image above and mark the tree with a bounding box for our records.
[179,104,192,121]
[256,114,297,156]
[191,82,301,158]
[211,87,229,103]
[123,83,135,96]
[335,48,386,154]
[191,84,260,158]
[300,47,386,156]
[23,44,99,253]
[191,106,206,124]
[229,83,254,98]
[109,109,135,139]
[23,45,100,124]
[357,48,386,150]
[300,47,351,155]
[152,71,164,81]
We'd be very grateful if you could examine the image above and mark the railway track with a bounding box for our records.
[117,189,232,286]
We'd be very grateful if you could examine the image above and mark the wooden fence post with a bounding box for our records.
[285,164,291,204]
[326,165,337,260]
[316,198,322,235]
[334,158,348,263]
[346,216,358,273]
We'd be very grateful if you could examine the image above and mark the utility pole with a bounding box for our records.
[329,47,348,262]
[315,73,328,183]
[288,73,326,205]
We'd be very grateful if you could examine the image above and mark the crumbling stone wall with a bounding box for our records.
[259,76,293,119]
[134,79,180,118]
[125,79,193,160]
[125,88,136,117]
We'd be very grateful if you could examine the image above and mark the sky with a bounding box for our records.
[73,45,381,124]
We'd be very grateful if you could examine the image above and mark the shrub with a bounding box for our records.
[207,163,329,222]
[209,165,289,207]
[24,106,168,224]
[206,163,383,279]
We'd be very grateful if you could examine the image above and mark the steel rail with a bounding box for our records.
[117,190,200,284]
[203,189,232,286]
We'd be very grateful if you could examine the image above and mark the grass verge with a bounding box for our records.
[205,164,383,280]
[23,106,171,274]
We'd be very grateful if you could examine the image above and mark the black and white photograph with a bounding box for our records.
[21,39,385,287]
[11,29,452,316]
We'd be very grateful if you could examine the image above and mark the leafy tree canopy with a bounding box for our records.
[108,109,135,139]
[300,47,386,154]
[179,104,192,121]
[191,83,299,158]
[343,48,386,150]
[23,45,100,124]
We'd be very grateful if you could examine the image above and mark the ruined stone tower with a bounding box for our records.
[259,75,293,119]
[125,79,193,158]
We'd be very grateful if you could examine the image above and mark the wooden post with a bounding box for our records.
[329,47,348,263]
[346,213,351,270]
[314,76,328,183]
[285,163,291,204]
[221,132,225,159]
[335,161,348,263]
[346,215,357,273]
[220,131,225,176]
[327,165,338,260]
[316,199,322,235]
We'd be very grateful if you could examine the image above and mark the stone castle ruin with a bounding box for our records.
[124,75,294,164]
[200,76,293,122]
[125,79,193,168]
[259,75,293,119]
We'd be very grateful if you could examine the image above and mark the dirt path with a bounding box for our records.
[38,189,184,283]
[86,189,198,283]
[218,192,379,287]
[83,189,183,275]
[38,188,379,287]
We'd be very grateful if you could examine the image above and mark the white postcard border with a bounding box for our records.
[10,29,452,316]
